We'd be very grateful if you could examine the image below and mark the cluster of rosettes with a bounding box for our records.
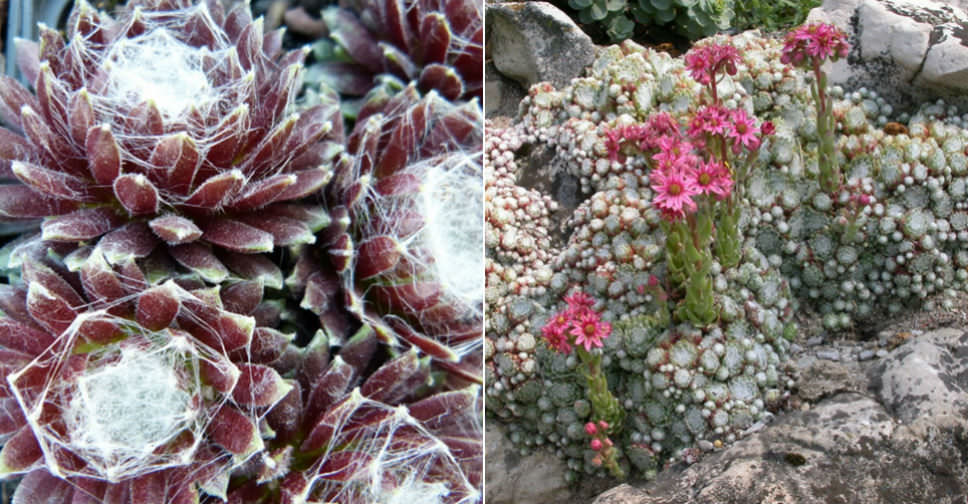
[487,239,796,482]
[0,0,483,502]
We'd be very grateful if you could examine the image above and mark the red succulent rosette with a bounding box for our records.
[229,326,482,503]
[0,0,340,279]
[0,245,293,502]
[320,0,483,101]
[313,85,483,383]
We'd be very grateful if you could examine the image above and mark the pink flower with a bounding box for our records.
[638,113,681,151]
[590,439,603,451]
[781,23,849,68]
[690,159,733,200]
[652,137,698,175]
[570,311,610,351]
[604,127,624,161]
[598,420,609,430]
[760,120,775,137]
[541,311,573,354]
[564,291,595,312]
[685,44,740,86]
[688,105,729,139]
[650,169,699,221]
[728,109,761,153]
[585,422,598,436]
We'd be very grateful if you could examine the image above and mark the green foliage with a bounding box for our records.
[732,0,820,33]
[566,0,734,42]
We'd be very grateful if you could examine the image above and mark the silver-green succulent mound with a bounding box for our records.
[487,30,968,483]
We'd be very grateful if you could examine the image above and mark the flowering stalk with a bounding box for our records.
[684,43,773,269]
[585,421,623,479]
[541,292,625,449]
[781,23,850,192]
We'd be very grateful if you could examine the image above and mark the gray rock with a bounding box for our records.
[805,335,824,346]
[858,349,876,360]
[485,2,596,91]
[797,359,864,401]
[815,348,841,361]
[807,0,968,109]
[485,61,526,118]
[871,328,968,423]
[485,420,572,504]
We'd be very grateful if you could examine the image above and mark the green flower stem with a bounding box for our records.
[577,347,625,434]
[577,347,625,479]
[812,62,841,192]
[665,215,719,327]
[714,200,742,269]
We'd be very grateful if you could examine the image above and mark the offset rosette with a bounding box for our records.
[231,327,482,503]
[320,0,483,101]
[315,85,483,383]
[0,249,292,502]
[0,0,339,279]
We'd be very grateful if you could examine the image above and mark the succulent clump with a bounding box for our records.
[0,0,484,502]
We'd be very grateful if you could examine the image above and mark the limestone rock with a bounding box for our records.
[872,328,968,423]
[485,2,596,91]
[485,61,525,118]
[807,0,968,107]
[485,420,572,504]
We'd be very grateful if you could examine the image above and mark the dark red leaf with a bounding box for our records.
[41,207,122,242]
[207,405,261,456]
[149,215,203,245]
[202,218,275,253]
[136,282,181,331]
[85,124,121,185]
[218,251,283,290]
[114,174,160,216]
[419,12,451,65]
[227,174,296,211]
[183,170,245,209]
[418,64,464,101]
[169,243,229,283]
[0,427,42,473]
[151,133,200,195]
[0,185,76,218]
[233,363,291,408]
[237,215,314,247]
[98,221,158,265]
[357,236,402,280]
[220,280,263,315]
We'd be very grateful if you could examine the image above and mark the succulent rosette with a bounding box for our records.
[0,0,341,281]
[229,326,482,503]
[315,85,483,383]
[0,246,293,502]
[319,0,483,101]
